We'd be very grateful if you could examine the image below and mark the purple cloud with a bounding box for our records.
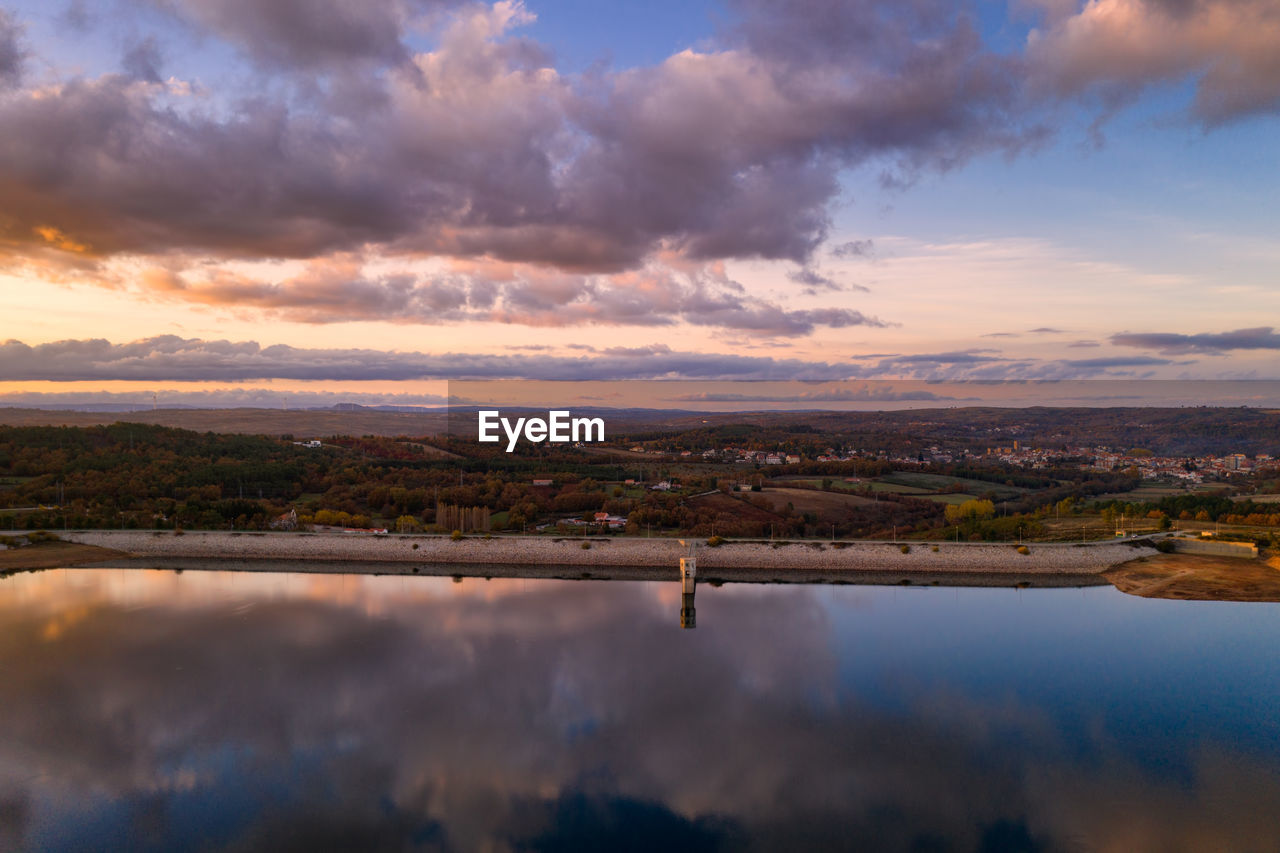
[1111,327,1280,354]
[0,337,868,381]
[0,9,24,87]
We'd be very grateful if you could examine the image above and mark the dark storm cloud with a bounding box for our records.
[0,337,869,381]
[1111,327,1280,354]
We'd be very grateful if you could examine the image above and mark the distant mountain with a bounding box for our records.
[325,403,450,413]
[0,402,199,413]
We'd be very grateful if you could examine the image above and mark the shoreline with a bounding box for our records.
[62,530,1154,574]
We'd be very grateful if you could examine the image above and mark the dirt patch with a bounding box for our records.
[748,487,878,521]
[1105,553,1280,602]
[0,541,126,573]
[688,492,789,523]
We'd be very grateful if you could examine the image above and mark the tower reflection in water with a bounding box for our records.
[680,550,696,629]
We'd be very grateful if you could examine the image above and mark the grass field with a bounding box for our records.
[878,472,1027,499]
[1093,482,1197,502]
[757,487,879,519]
[920,493,983,505]
[864,481,933,494]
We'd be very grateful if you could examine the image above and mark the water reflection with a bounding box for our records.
[1,568,1279,852]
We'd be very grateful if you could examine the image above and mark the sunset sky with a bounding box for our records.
[1,0,1278,407]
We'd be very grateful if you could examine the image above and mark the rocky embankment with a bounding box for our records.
[63,530,1153,574]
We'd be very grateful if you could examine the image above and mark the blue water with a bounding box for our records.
[1,569,1278,851]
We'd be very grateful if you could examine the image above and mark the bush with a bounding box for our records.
[1016,545,1030,555]
[899,544,911,554]
[1154,538,1177,554]
[707,535,725,547]
[411,543,420,550]
[580,541,591,550]
[173,528,184,536]
[451,530,463,541]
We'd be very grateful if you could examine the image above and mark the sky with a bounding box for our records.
[0,0,1279,408]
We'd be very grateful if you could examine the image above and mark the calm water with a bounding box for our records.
[2,569,1279,852]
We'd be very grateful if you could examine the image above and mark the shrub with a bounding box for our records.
[451,530,463,541]
[411,543,420,550]
[580,541,591,550]
[1016,545,1030,555]
[707,535,725,547]
[1154,539,1177,554]
[899,544,911,554]
[173,528,185,536]
[931,545,940,552]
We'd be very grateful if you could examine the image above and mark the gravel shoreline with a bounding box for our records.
[64,530,1153,574]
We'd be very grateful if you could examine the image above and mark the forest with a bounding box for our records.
[1,419,1276,541]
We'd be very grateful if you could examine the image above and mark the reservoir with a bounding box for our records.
[2,568,1278,851]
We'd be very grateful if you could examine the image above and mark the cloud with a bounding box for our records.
[0,336,871,381]
[881,349,1004,365]
[121,35,165,83]
[665,386,956,403]
[1061,355,1177,368]
[1028,326,1065,333]
[0,0,1035,284]
[144,0,458,71]
[136,256,886,335]
[1027,0,1280,124]
[786,267,869,295]
[831,239,876,259]
[1111,326,1280,354]
[4,573,1280,851]
[0,388,448,410]
[0,9,24,88]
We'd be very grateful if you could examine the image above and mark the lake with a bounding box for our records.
[2,568,1279,851]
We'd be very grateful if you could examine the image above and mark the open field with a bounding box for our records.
[756,487,878,517]
[1105,553,1280,602]
[921,492,983,505]
[879,472,1027,498]
[689,492,788,524]
[865,481,933,494]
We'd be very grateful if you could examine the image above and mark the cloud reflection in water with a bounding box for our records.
[1,569,1279,851]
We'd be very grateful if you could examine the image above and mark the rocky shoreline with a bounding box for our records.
[63,530,1154,574]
